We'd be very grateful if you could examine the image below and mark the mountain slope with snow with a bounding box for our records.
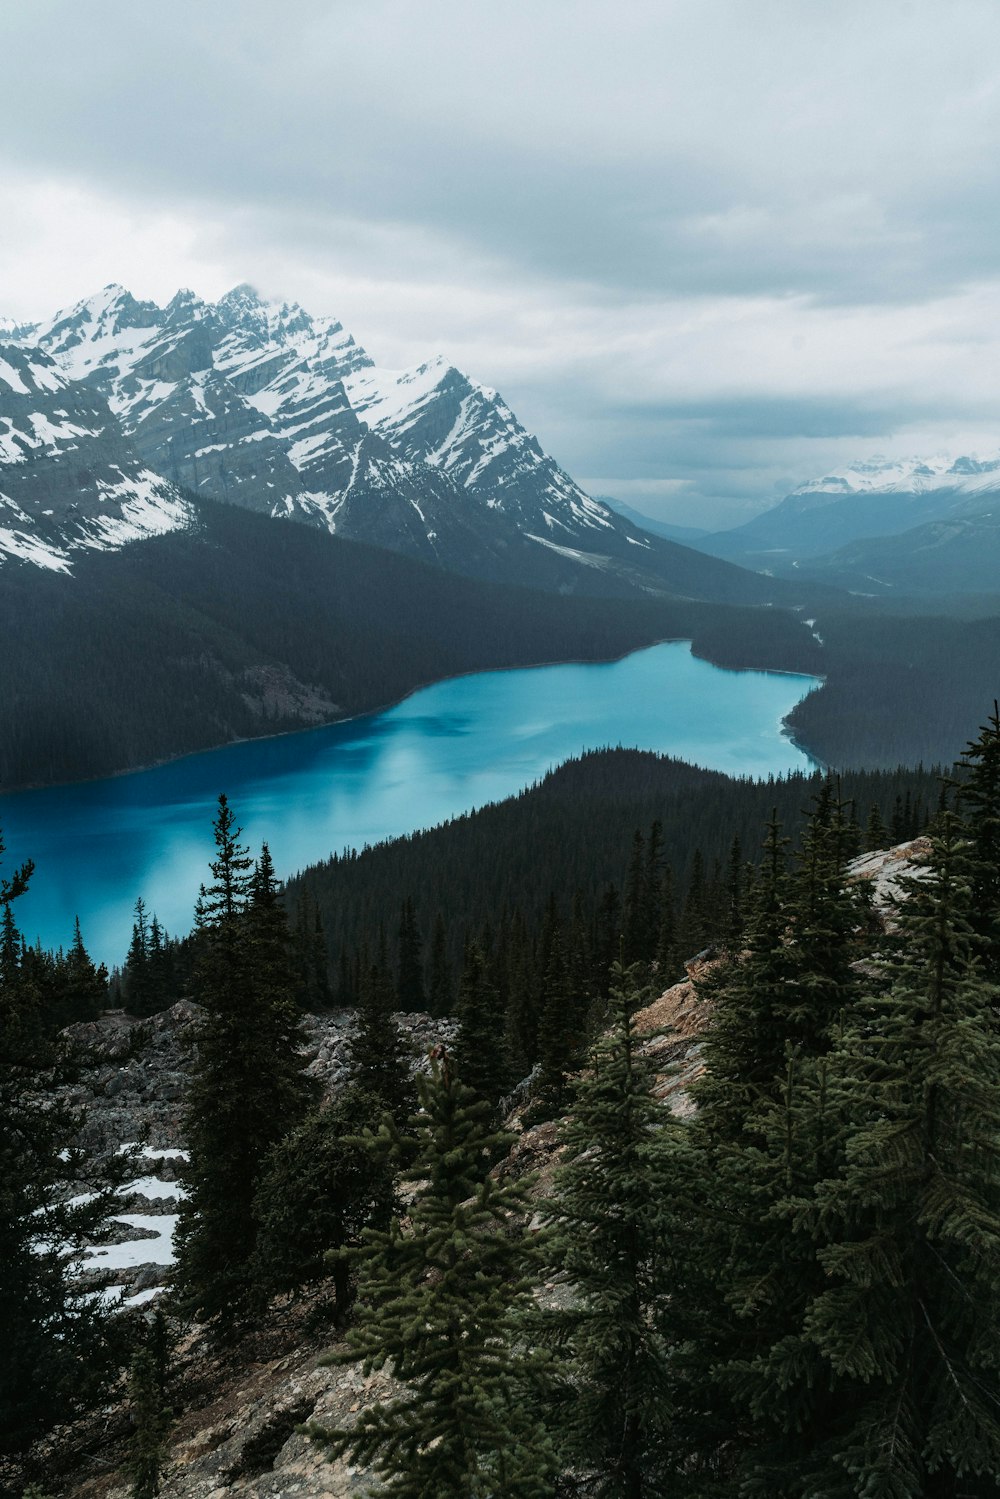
[5,282,804,604]
[701,452,1000,568]
[0,342,192,571]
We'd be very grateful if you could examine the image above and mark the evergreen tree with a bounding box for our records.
[622,829,649,965]
[791,817,1000,1495]
[173,802,314,1333]
[535,963,681,1497]
[64,917,107,1022]
[126,1345,171,1499]
[694,813,794,1143]
[253,1086,396,1324]
[124,897,154,1016]
[954,701,1000,984]
[865,801,889,850]
[0,831,128,1458]
[453,940,509,1107]
[308,1051,557,1497]
[349,950,415,1125]
[425,911,453,1017]
[395,897,425,1011]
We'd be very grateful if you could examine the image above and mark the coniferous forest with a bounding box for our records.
[4,710,1000,1497]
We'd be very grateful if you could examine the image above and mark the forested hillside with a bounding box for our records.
[1,493,996,793]
[0,497,827,792]
[286,748,942,1009]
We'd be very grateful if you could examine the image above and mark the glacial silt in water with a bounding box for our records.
[0,641,821,964]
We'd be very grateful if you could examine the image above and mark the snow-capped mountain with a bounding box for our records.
[702,451,1000,567]
[2,282,786,601]
[0,342,192,571]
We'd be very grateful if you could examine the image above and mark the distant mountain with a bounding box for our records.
[700,452,1000,568]
[0,342,191,570]
[596,496,711,544]
[1,282,810,606]
[792,503,1000,596]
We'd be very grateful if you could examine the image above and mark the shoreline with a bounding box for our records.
[0,637,826,799]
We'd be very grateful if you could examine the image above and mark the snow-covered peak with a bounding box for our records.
[0,315,38,344]
[34,285,165,386]
[794,451,1000,498]
[0,343,66,398]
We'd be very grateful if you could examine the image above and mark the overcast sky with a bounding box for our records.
[3,0,1000,528]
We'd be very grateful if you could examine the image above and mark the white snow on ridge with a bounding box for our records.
[0,523,72,571]
[794,452,1000,498]
[83,1213,178,1271]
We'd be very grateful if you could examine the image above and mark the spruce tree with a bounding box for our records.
[694,813,793,1143]
[349,952,415,1124]
[309,1052,556,1497]
[64,917,107,1022]
[0,832,128,1458]
[173,802,314,1333]
[453,940,509,1107]
[954,701,1000,984]
[534,963,682,1497]
[253,1086,396,1324]
[126,1345,171,1499]
[793,817,1000,1495]
[425,911,453,1017]
[395,897,425,1010]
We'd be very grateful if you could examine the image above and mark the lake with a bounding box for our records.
[0,641,821,965]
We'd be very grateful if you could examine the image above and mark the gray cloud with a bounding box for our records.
[3,0,1000,526]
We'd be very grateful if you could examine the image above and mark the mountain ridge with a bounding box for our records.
[1,283,817,607]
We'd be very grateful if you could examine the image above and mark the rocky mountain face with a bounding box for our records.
[701,451,1000,576]
[0,341,192,570]
[1,282,797,604]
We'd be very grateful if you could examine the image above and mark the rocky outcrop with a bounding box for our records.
[58,1002,454,1305]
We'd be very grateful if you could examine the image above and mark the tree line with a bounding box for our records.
[3,711,1000,1495]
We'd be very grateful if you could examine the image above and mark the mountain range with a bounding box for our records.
[701,452,1000,595]
[1,283,789,606]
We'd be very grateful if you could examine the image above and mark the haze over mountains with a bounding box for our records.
[0,282,789,606]
[702,451,1000,595]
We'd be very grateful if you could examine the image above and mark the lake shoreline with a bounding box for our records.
[0,637,826,801]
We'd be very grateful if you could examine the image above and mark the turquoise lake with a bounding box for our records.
[0,641,821,965]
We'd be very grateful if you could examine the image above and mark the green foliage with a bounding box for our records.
[793,819,1000,1494]
[309,1053,557,1498]
[253,1087,396,1322]
[172,802,316,1333]
[0,831,129,1460]
[453,941,509,1107]
[126,1345,171,1499]
[348,947,415,1125]
[534,963,684,1497]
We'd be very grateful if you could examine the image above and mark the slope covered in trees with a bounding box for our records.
[0,497,823,792]
[287,749,943,1006]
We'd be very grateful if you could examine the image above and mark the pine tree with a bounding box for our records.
[792,817,1000,1495]
[425,911,453,1017]
[865,801,889,850]
[126,1345,171,1499]
[64,917,107,1022]
[253,1086,396,1324]
[173,802,314,1333]
[954,701,1000,984]
[124,897,154,1016]
[0,830,128,1457]
[534,963,682,1497]
[395,897,425,1011]
[308,1052,557,1497]
[694,813,794,1143]
[349,947,415,1125]
[453,940,509,1107]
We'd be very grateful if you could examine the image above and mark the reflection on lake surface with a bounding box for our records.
[0,641,821,964]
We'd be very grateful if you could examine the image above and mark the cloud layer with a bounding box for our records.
[3,0,1000,526]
